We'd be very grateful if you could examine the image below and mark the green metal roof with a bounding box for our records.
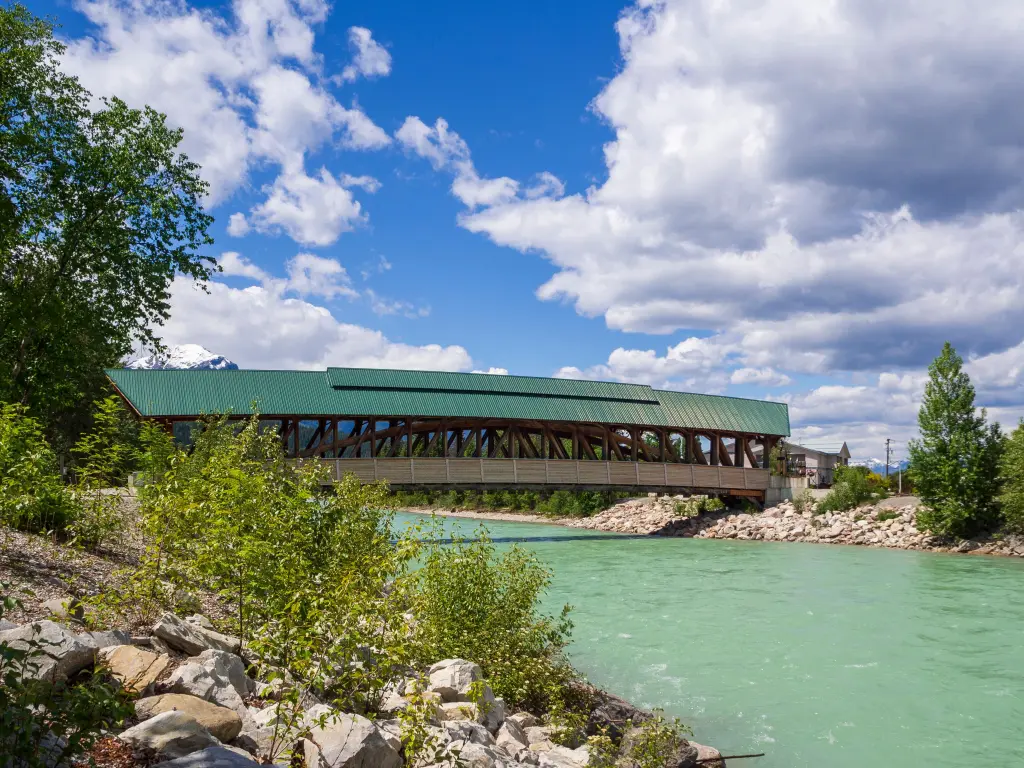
[106,367,790,436]
[326,367,658,403]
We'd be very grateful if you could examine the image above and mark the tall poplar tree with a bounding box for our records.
[910,342,1003,538]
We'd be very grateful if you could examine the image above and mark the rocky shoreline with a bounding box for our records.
[1,607,727,768]
[566,496,1024,557]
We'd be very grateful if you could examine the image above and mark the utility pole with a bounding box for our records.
[885,438,893,481]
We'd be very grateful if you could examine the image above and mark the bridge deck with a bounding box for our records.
[323,457,770,496]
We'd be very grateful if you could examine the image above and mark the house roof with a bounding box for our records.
[105,367,791,436]
[785,441,851,459]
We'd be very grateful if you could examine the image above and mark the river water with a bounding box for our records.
[395,512,1024,768]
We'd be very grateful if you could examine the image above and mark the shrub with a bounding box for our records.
[792,490,816,515]
[672,495,724,517]
[411,527,577,714]
[618,711,693,768]
[876,510,899,522]
[817,466,882,514]
[1,583,131,766]
[0,403,77,534]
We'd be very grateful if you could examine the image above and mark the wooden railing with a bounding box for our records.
[317,457,770,493]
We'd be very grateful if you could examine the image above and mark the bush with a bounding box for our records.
[0,403,77,534]
[999,420,1024,534]
[672,495,724,517]
[792,490,816,514]
[817,466,883,514]
[411,527,578,714]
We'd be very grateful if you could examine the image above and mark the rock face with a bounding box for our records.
[117,710,221,759]
[302,713,403,768]
[153,613,242,656]
[0,620,96,682]
[100,644,171,694]
[136,693,244,742]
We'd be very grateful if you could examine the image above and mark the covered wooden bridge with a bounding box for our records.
[106,367,790,499]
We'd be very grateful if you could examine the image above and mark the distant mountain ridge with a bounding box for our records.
[850,458,910,474]
[127,344,237,371]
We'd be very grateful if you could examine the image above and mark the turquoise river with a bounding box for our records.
[396,512,1024,768]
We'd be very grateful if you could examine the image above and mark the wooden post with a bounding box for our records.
[710,433,719,466]
[734,436,744,468]
[407,418,413,458]
[631,429,638,462]
[659,429,667,463]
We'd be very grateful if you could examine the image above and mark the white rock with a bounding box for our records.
[0,620,96,682]
[117,710,220,759]
[153,613,241,656]
[188,649,253,698]
[302,713,402,768]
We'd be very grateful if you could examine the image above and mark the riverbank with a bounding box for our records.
[410,495,1024,558]
[0,504,729,768]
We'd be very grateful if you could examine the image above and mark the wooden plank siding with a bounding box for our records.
[316,457,770,495]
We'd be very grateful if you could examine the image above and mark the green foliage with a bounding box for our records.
[910,343,1004,538]
[90,413,420,726]
[411,527,577,714]
[876,510,900,522]
[0,4,215,442]
[67,396,138,549]
[998,420,1024,534]
[0,403,76,533]
[817,465,885,514]
[672,495,724,517]
[619,711,694,768]
[792,490,816,515]
[0,583,131,766]
[389,488,626,518]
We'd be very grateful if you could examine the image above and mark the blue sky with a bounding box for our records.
[31,0,1024,459]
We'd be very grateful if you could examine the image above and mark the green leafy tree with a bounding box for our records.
[910,343,1003,538]
[998,420,1024,534]
[0,4,215,444]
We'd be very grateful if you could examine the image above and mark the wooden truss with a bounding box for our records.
[159,416,780,470]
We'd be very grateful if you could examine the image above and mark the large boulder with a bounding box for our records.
[100,644,171,694]
[136,694,244,742]
[689,742,725,768]
[167,660,246,714]
[302,713,402,768]
[0,620,96,682]
[188,649,253,699]
[153,613,241,656]
[117,710,221,759]
[507,712,539,730]
[427,658,483,702]
[496,720,528,755]
[160,746,256,767]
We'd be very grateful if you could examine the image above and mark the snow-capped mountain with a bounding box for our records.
[850,458,910,474]
[127,344,237,371]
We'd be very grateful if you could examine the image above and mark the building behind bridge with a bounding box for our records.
[107,367,790,501]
